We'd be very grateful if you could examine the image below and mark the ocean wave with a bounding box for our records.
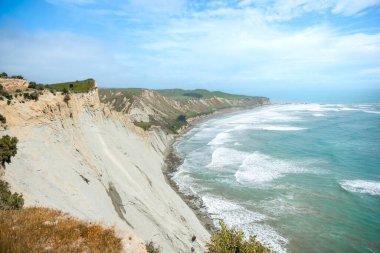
[340,180,380,196]
[207,132,231,145]
[202,195,288,253]
[235,152,310,184]
[257,125,306,131]
[313,113,325,117]
[363,110,380,115]
[207,147,248,168]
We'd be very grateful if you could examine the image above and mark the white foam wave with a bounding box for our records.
[340,180,380,196]
[258,125,306,131]
[313,113,325,117]
[202,195,288,253]
[235,152,310,184]
[363,110,380,115]
[207,132,231,145]
[207,147,248,168]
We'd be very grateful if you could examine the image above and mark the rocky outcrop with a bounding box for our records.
[0,77,28,92]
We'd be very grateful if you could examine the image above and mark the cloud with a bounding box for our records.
[333,0,380,15]
[2,0,380,92]
[0,29,132,85]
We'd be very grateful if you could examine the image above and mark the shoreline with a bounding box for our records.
[162,105,267,234]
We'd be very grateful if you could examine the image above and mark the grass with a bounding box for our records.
[156,89,254,100]
[0,207,122,253]
[45,79,95,93]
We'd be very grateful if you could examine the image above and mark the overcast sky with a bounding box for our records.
[1,0,380,101]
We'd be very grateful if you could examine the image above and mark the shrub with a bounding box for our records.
[0,207,122,253]
[145,241,161,253]
[0,84,12,100]
[0,114,5,124]
[0,135,18,166]
[206,221,271,253]
[0,72,7,78]
[134,121,152,131]
[28,82,37,89]
[64,94,71,104]
[0,180,24,210]
[23,92,39,101]
[192,235,197,242]
[15,89,21,93]
[11,75,23,80]
[7,100,11,105]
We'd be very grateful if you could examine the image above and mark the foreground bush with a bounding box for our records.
[206,221,271,253]
[0,135,18,166]
[0,180,24,210]
[145,241,161,253]
[0,207,122,253]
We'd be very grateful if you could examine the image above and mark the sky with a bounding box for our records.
[0,0,380,101]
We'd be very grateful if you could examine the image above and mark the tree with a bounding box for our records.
[0,114,6,124]
[0,180,24,210]
[0,135,18,166]
[0,72,7,78]
[206,221,271,253]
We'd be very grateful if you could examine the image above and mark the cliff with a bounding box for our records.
[0,85,209,252]
[0,79,270,252]
[99,88,270,132]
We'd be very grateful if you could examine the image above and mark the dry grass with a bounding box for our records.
[0,207,122,253]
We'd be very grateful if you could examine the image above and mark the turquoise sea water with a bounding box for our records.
[172,103,380,253]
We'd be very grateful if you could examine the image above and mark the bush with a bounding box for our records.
[64,94,71,104]
[0,135,18,166]
[11,75,23,80]
[0,84,12,100]
[23,92,39,101]
[134,121,152,131]
[0,180,24,210]
[0,72,7,78]
[206,221,271,253]
[0,114,6,124]
[28,82,37,89]
[145,241,160,253]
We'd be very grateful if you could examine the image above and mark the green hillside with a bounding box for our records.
[46,79,96,93]
[156,89,254,100]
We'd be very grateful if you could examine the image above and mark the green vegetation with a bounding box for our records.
[0,114,5,124]
[134,121,152,131]
[64,94,71,104]
[46,79,95,93]
[206,221,271,253]
[156,89,253,100]
[0,72,8,78]
[145,241,161,253]
[28,81,44,90]
[100,88,269,133]
[0,207,122,253]
[0,84,12,101]
[0,135,18,166]
[0,180,24,210]
[23,92,39,101]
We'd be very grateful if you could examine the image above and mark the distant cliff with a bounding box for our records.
[99,88,270,133]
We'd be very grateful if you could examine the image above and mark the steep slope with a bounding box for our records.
[99,88,270,132]
[0,86,209,252]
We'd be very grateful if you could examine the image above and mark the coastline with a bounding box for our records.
[162,105,267,234]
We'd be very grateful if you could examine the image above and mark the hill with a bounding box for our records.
[99,88,269,133]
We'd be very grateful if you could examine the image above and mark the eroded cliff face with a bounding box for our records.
[99,89,270,132]
[0,88,210,253]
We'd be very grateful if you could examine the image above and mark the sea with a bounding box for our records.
[171,103,380,253]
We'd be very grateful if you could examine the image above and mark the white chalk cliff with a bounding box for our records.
[0,87,210,252]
